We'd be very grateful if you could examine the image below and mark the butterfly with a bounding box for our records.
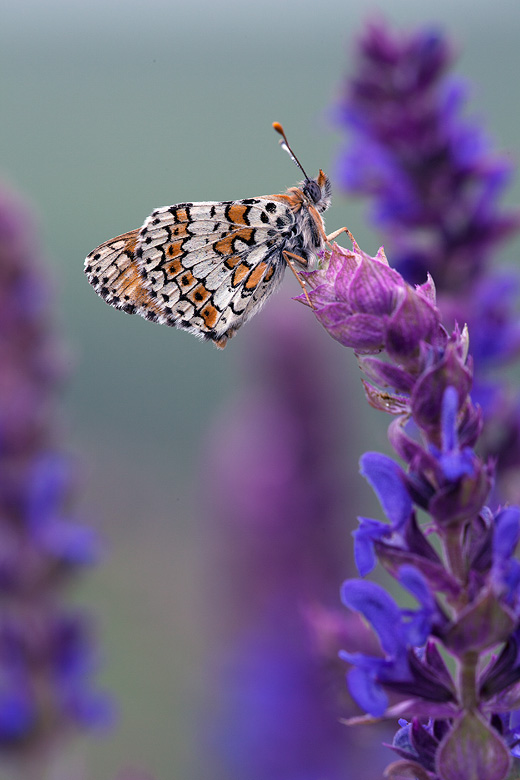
[84,123,350,348]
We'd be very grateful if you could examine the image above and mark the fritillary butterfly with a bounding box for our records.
[84,123,350,348]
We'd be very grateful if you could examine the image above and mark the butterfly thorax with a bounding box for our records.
[280,169,332,214]
[271,169,332,269]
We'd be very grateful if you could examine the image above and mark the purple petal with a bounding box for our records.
[385,287,440,359]
[346,665,389,717]
[493,507,520,567]
[358,356,415,394]
[399,566,435,612]
[37,521,101,565]
[441,386,458,452]
[26,453,71,529]
[0,690,35,741]
[374,542,461,599]
[315,306,385,351]
[353,517,391,575]
[429,467,492,527]
[415,273,437,305]
[436,446,476,482]
[360,452,412,528]
[361,381,410,414]
[388,418,438,474]
[341,579,406,658]
[411,344,472,434]
[346,253,404,316]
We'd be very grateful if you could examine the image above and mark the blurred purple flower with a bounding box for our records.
[0,189,111,764]
[205,303,390,780]
[335,20,520,503]
[335,22,519,287]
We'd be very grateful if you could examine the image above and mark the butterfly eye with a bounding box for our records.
[303,180,321,204]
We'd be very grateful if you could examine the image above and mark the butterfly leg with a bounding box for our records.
[326,226,355,245]
[282,250,314,309]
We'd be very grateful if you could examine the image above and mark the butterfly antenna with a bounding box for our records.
[272,122,310,181]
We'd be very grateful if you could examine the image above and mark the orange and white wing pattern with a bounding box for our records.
[84,124,335,348]
[85,197,301,348]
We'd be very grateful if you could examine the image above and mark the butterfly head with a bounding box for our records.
[302,169,331,213]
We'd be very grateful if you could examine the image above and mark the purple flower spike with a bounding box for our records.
[0,187,108,766]
[205,302,388,779]
[303,195,519,773]
[336,21,520,289]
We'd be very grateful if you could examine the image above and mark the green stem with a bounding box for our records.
[459,651,479,710]
[444,525,479,710]
[443,525,466,583]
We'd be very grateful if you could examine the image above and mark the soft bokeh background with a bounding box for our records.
[2,0,520,777]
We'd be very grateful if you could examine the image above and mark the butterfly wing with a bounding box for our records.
[84,229,169,323]
[85,196,298,347]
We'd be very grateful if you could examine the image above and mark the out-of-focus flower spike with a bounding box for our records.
[0,186,110,770]
[336,18,520,505]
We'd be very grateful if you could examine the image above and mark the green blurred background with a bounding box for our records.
[2,0,520,777]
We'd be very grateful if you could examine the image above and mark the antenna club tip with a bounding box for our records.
[272,124,309,180]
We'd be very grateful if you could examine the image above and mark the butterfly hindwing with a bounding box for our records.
[85,229,167,322]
